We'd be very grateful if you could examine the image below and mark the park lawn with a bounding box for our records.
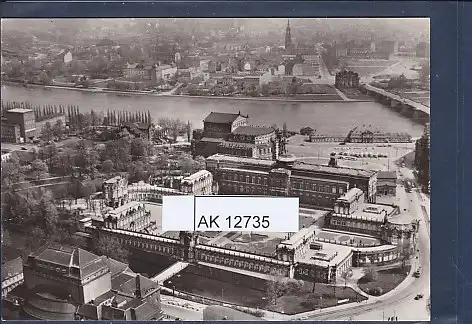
[357,266,411,296]
[267,281,367,315]
[224,237,282,256]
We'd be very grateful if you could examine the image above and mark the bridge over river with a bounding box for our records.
[360,84,430,120]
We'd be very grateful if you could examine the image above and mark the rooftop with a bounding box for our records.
[183,170,211,182]
[378,171,397,180]
[300,242,353,268]
[279,225,316,247]
[337,188,364,203]
[200,137,225,143]
[232,126,275,136]
[335,203,395,222]
[207,154,276,167]
[203,112,248,124]
[5,108,34,114]
[108,201,143,216]
[293,161,377,178]
[1,256,23,281]
[104,176,124,184]
[28,243,109,280]
[219,141,256,149]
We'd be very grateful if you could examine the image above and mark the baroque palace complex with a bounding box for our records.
[68,111,419,289]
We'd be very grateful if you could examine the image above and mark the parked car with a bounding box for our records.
[414,294,424,300]
[20,146,27,150]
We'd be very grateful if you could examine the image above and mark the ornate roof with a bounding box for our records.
[203,112,248,124]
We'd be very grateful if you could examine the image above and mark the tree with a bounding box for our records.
[127,161,147,183]
[39,71,52,85]
[193,156,206,171]
[2,227,12,248]
[41,122,54,142]
[34,189,59,234]
[53,119,65,139]
[178,154,196,174]
[130,138,149,161]
[2,190,37,226]
[1,154,24,186]
[102,159,115,173]
[186,121,192,142]
[93,235,129,263]
[282,122,288,138]
[75,140,99,177]
[363,265,379,282]
[31,159,49,180]
[341,269,353,288]
[265,276,300,305]
[103,139,132,171]
[419,62,430,87]
[81,181,97,210]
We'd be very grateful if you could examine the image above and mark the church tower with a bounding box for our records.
[285,19,293,50]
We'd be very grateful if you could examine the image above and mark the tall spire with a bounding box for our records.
[285,18,292,50]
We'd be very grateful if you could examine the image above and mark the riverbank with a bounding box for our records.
[1,80,374,103]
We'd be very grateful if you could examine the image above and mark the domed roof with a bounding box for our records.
[22,285,77,321]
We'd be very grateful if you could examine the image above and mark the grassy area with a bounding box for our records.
[357,266,411,296]
[224,237,282,255]
[171,271,366,315]
[300,215,316,229]
[338,88,374,100]
[267,281,367,315]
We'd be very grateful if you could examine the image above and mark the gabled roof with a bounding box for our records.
[203,112,247,124]
[377,171,397,180]
[30,243,108,280]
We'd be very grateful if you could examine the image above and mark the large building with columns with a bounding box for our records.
[206,153,378,208]
[191,112,282,159]
[325,187,419,253]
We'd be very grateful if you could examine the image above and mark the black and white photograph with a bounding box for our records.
[1,18,430,321]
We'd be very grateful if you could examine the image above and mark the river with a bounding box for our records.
[1,84,424,136]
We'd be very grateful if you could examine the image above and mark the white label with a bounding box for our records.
[162,195,299,232]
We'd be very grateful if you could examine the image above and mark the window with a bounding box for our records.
[339,187,344,194]
[332,186,337,194]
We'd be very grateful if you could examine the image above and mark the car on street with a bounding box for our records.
[414,294,424,300]
[20,146,27,150]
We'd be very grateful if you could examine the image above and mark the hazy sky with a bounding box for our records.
[1,18,429,41]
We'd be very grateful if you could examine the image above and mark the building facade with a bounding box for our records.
[97,201,152,233]
[1,122,21,143]
[181,170,213,195]
[346,125,412,143]
[377,171,397,196]
[2,257,24,297]
[20,244,163,321]
[102,176,129,208]
[3,109,36,142]
[335,70,360,88]
[325,188,418,253]
[206,154,378,208]
[192,112,281,159]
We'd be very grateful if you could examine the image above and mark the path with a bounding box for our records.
[151,261,189,285]
[334,88,351,101]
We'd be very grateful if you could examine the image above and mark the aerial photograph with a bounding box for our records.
[1,18,430,321]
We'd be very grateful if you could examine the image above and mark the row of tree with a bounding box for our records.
[104,109,152,126]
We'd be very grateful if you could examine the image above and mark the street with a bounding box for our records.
[305,167,430,321]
